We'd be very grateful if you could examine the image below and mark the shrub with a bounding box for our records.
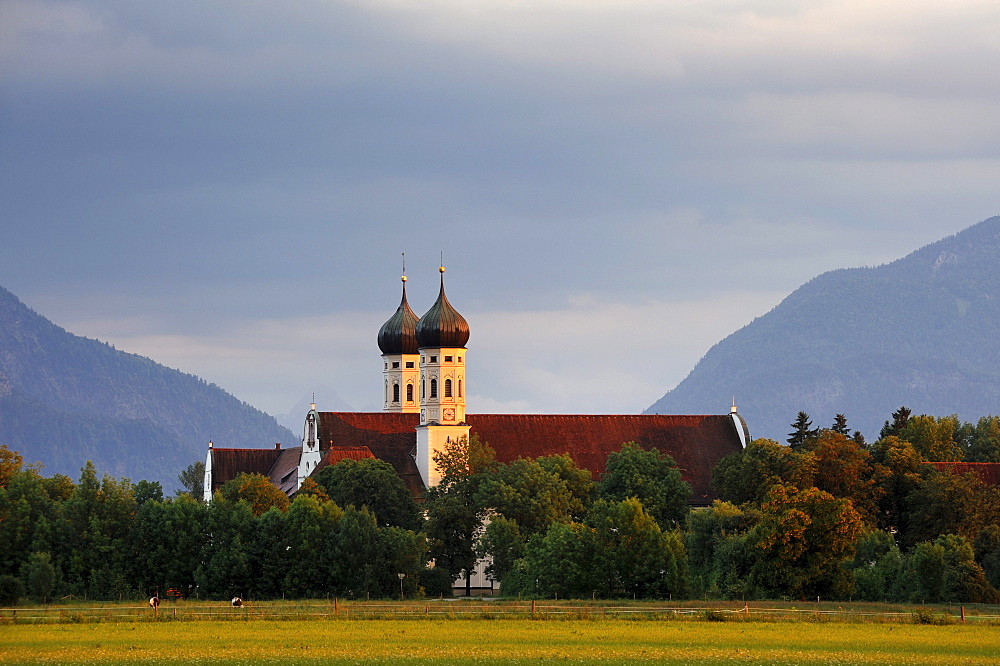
[0,575,25,606]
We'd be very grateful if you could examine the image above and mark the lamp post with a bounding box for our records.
[397,573,405,601]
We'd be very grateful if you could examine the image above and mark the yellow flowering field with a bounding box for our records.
[2,618,999,665]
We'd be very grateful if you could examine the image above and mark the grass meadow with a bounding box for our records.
[2,601,999,664]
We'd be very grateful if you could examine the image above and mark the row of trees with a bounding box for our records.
[0,447,432,604]
[1,408,999,604]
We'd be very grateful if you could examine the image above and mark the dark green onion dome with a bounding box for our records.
[416,267,470,349]
[377,277,420,354]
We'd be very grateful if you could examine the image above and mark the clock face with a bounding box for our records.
[443,408,455,421]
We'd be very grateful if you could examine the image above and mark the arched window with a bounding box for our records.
[393,383,400,403]
[458,379,462,397]
[406,383,414,403]
[444,378,453,398]
[430,378,438,399]
[421,380,425,399]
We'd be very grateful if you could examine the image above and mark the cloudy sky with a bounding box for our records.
[3,1,999,429]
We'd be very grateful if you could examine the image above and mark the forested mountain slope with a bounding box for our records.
[0,286,295,490]
[647,216,1000,441]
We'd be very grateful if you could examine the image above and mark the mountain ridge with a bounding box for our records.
[0,285,296,490]
[646,216,1000,441]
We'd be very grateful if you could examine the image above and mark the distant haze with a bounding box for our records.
[3,2,999,419]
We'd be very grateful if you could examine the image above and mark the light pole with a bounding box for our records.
[397,573,406,601]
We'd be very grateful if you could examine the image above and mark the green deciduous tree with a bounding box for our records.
[598,442,691,528]
[424,435,495,596]
[963,416,1000,462]
[0,574,25,606]
[848,530,908,602]
[974,525,1000,591]
[506,521,593,599]
[22,552,57,603]
[133,480,163,506]
[685,500,759,599]
[195,497,256,599]
[478,458,579,536]
[282,494,342,598]
[935,534,999,604]
[506,498,688,600]
[312,458,421,531]
[585,498,688,599]
[712,438,815,505]
[477,515,525,585]
[910,540,945,603]
[536,454,594,520]
[900,466,1000,549]
[898,415,964,462]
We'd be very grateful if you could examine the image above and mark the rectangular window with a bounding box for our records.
[405,362,415,369]
[445,355,453,362]
[430,356,438,363]
[392,362,400,369]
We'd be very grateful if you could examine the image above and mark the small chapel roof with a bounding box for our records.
[207,445,294,496]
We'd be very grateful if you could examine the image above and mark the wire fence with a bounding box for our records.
[3,600,999,625]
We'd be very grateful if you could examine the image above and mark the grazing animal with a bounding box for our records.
[231,596,243,607]
[149,596,160,608]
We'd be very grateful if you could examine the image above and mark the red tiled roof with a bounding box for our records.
[318,413,424,496]
[208,447,284,495]
[928,462,1000,486]
[315,446,376,475]
[316,412,746,505]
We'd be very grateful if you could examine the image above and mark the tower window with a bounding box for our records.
[458,379,462,397]
[406,383,414,402]
[445,355,453,362]
[458,356,462,363]
[430,356,438,363]
[393,383,400,403]
[392,362,400,369]
[406,361,415,369]
[421,380,425,398]
[430,378,438,399]
[444,378,453,398]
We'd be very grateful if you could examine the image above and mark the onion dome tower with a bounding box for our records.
[415,265,471,487]
[378,273,421,412]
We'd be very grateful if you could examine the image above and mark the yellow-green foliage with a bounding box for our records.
[2,618,999,665]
